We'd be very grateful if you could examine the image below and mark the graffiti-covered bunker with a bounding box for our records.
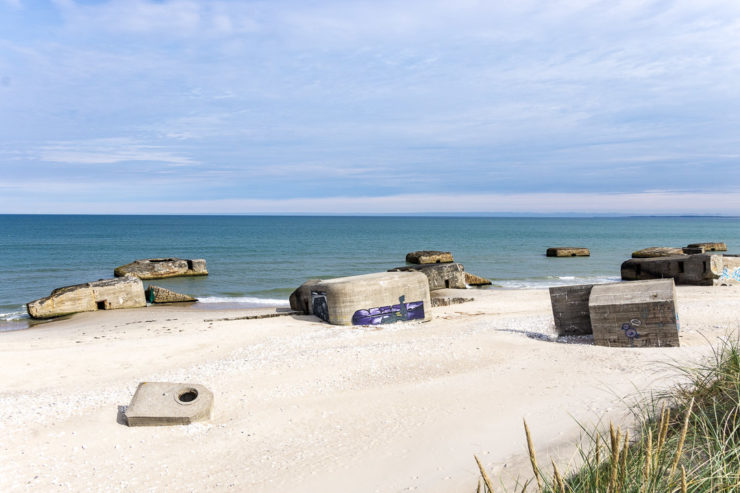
[306,271,432,326]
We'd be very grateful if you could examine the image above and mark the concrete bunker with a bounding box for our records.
[306,271,431,326]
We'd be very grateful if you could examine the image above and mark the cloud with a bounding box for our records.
[38,139,197,166]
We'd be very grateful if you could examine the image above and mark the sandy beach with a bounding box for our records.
[2,285,739,492]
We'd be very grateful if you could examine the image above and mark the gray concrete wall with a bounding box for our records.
[589,279,679,347]
[549,284,594,336]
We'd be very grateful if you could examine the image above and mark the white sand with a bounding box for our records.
[2,286,740,492]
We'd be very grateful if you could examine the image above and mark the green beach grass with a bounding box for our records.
[476,336,740,492]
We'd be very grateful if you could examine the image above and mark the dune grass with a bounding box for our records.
[476,337,740,492]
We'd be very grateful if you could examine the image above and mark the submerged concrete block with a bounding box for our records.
[549,284,594,336]
[632,247,684,258]
[464,272,492,286]
[125,382,213,426]
[27,276,146,319]
[310,271,431,326]
[589,279,679,347]
[405,251,454,264]
[114,258,208,279]
[388,263,466,290]
[621,254,722,285]
[686,242,727,252]
[146,285,197,303]
[546,247,590,257]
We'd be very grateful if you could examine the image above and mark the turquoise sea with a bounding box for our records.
[2,215,739,330]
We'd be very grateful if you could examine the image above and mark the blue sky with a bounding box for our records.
[1,0,739,214]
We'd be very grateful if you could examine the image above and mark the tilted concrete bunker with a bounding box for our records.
[549,284,595,336]
[27,276,146,319]
[308,271,431,326]
[589,279,679,348]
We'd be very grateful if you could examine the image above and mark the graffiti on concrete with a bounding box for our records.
[621,318,641,346]
[352,295,425,325]
[311,291,330,322]
[719,267,740,284]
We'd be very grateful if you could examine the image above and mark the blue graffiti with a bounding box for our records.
[720,267,740,283]
[621,320,640,346]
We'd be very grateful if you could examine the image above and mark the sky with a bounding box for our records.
[1,0,739,215]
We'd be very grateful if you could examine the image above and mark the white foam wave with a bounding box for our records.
[196,296,289,307]
[494,276,622,289]
[0,307,29,321]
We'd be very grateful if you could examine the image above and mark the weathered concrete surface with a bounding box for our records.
[309,271,431,326]
[125,382,213,426]
[621,254,723,285]
[388,263,466,290]
[289,279,322,314]
[549,284,594,336]
[464,272,492,286]
[27,276,146,319]
[589,279,679,348]
[405,251,454,264]
[632,247,684,258]
[114,258,208,280]
[716,255,740,286]
[546,247,590,257]
[145,285,197,303]
[686,242,727,252]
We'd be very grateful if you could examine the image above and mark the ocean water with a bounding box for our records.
[2,215,739,330]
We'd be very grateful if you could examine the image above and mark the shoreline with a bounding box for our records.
[2,286,740,491]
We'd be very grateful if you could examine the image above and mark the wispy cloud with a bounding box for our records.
[38,139,197,166]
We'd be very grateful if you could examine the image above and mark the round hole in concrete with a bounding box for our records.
[178,389,198,403]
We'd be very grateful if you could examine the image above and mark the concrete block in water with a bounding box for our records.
[464,272,492,286]
[114,258,208,279]
[546,247,590,257]
[27,276,146,319]
[549,284,594,336]
[125,382,213,426]
[588,279,679,347]
[405,251,454,264]
[632,247,684,258]
[686,242,727,252]
[388,263,466,290]
[310,271,431,325]
[146,285,197,303]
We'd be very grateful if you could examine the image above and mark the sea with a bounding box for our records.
[2,215,739,331]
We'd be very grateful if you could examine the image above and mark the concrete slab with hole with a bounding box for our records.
[124,382,213,426]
